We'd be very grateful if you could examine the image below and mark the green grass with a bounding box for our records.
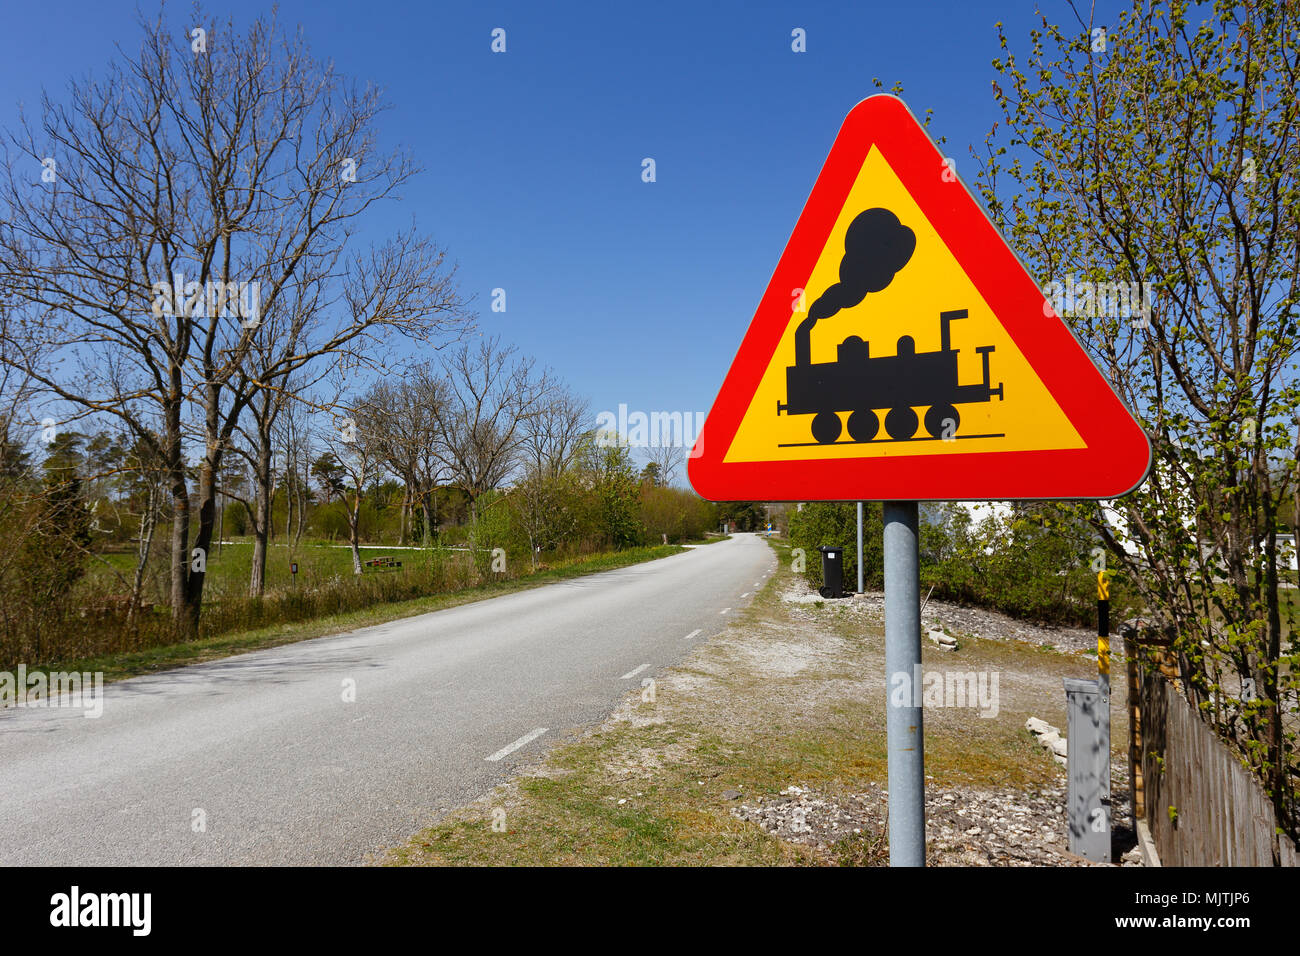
[82,538,480,602]
[48,544,686,684]
[389,720,816,866]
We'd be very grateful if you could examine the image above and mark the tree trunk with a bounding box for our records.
[284,461,293,544]
[1262,523,1290,846]
[128,484,159,629]
[294,468,307,549]
[250,436,273,598]
[398,485,408,546]
[168,466,190,628]
[181,456,218,639]
[217,475,223,555]
[420,489,434,549]
[165,382,190,624]
[349,488,363,575]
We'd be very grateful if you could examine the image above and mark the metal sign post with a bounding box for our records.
[856,501,865,593]
[884,501,925,865]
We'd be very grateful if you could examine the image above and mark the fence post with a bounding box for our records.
[1124,630,1143,825]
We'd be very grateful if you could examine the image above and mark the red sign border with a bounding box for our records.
[687,95,1151,502]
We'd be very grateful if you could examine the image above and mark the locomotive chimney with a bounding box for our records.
[794,208,916,366]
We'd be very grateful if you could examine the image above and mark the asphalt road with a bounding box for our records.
[0,534,775,865]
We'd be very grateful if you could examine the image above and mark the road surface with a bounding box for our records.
[0,534,775,865]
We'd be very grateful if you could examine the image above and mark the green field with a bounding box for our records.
[83,539,488,603]
[46,543,687,682]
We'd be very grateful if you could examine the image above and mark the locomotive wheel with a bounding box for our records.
[885,406,919,440]
[925,403,960,439]
[847,409,879,442]
[811,411,842,444]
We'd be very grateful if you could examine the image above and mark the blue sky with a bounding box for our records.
[0,0,1134,465]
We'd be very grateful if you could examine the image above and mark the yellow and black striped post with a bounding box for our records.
[1097,570,1111,696]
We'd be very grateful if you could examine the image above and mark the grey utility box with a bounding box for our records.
[1064,676,1111,863]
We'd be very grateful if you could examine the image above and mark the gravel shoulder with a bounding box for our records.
[388,539,1137,866]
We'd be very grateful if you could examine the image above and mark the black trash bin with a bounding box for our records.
[818,545,844,598]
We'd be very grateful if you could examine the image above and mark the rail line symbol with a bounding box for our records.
[778,207,1005,445]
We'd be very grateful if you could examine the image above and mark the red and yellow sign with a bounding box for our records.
[688,96,1150,501]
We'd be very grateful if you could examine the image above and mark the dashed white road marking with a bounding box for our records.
[720,607,731,615]
[683,629,702,641]
[741,592,751,598]
[620,663,650,680]
[485,727,548,762]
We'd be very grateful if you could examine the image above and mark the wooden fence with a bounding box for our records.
[1134,649,1298,866]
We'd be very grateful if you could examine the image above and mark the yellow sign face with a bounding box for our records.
[723,146,1085,463]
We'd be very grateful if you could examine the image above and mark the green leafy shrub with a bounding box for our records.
[787,502,883,590]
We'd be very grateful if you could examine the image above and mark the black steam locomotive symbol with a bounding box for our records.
[776,207,1005,445]
[779,309,1005,444]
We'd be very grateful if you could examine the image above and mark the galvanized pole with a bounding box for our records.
[884,500,925,866]
[856,501,865,593]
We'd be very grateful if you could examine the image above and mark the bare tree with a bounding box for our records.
[0,9,472,634]
[327,400,382,576]
[121,430,167,624]
[276,391,315,551]
[363,378,417,546]
[642,443,685,487]
[432,337,549,520]
[363,362,450,548]
[409,367,451,546]
[523,384,591,480]
[230,268,334,596]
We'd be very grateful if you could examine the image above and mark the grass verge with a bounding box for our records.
[43,545,685,685]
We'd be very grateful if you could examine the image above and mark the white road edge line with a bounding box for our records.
[620,663,650,680]
[485,727,548,762]
[683,629,702,641]
[741,592,751,598]
[720,607,731,615]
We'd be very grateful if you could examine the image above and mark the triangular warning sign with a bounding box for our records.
[688,95,1151,502]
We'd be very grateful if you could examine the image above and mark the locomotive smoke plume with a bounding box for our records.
[795,207,916,366]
